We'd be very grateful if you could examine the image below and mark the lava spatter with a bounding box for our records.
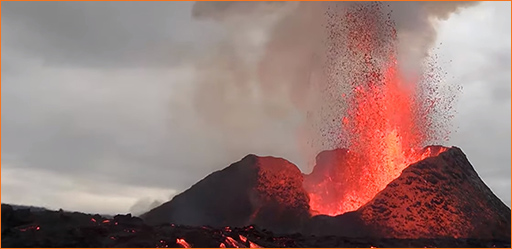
[304,2,457,216]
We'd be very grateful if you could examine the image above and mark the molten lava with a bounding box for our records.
[304,3,450,216]
[176,238,191,248]
[249,241,262,248]
[225,236,244,248]
[239,235,247,243]
[18,225,40,232]
[221,235,263,248]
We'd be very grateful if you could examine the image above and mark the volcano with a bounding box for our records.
[2,146,510,247]
[142,146,511,241]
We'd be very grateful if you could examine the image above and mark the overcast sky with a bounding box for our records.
[2,1,510,215]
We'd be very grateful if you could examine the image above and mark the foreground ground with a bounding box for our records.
[2,204,510,248]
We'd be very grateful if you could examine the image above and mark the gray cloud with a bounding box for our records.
[1,2,221,68]
[191,1,290,21]
[1,166,176,214]
[437,1,511,204]
[1,1,510,214]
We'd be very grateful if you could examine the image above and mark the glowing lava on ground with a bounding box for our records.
[176,238,191,248]
[304,3,450,216]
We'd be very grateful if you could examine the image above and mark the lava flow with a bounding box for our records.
[176,238,191,248]
[304,3,451,216]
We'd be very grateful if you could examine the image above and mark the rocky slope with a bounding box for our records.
[356,146,511,239]
[141,155,311,233]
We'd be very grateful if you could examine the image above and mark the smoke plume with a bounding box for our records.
[172,1,478,170]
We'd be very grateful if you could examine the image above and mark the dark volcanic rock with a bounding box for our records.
[303,211,368,238]
[142,155,311,233]
[2,204,510,248]
[2,204,35,232]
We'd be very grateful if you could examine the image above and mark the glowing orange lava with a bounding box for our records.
[249,241,262,248]
[176,238,191,248]
[305,3,449,216]
[307,64,446,216]
[225,236,243,248]
[239,235,247,243]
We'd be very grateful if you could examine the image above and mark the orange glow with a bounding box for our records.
[249,241,262,248]
[239,235,247,243]
[176,238,191,248]
[306,60,447,215]
[224,236,243,248]
[304,3,450,216]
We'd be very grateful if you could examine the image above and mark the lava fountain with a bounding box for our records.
[304,3,452,216]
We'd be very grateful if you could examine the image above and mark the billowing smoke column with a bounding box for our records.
[186,2,476,216]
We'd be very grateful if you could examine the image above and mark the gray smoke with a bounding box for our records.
[129,198,163,216]
[177,1,478,169]
[389,1,478,76]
